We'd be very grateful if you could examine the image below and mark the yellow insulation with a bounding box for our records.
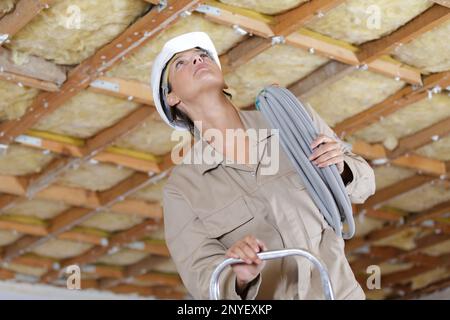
[411,267,450,290]
[306,70,405,127]
[0,144,54,176]
[3,263,47,277]
[306,0,433,45]
[421,239,450,256]
[107,13,245,83]
[31,239,93,259]
[225,44,328,107]
[0,79,39,122]
[79,211,144,232]
[218,0,308,15]
[0,0,16,14]
[373,227,422,250]
[7,0,150,65]
[33,91,139,139]
[114,114,179,156]
[373,165,416,191]
[386,182,450,213]
[56,162,134,192]
[97,248,149,266]
[353,94,450,149]
[393,20,450,74]
[2,199,69,220]
[415,134,450,161]
[0,230,21,246]
[132,178,167,204]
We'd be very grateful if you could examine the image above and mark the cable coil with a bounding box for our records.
[256,86,355,239]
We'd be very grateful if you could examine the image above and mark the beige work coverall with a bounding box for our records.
[163,104,376,300]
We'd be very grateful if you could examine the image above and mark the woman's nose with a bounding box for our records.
[192,54,204,65]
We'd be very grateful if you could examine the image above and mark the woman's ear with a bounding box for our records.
[167,92,180,107]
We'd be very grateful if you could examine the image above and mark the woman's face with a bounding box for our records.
[166,48,225,109]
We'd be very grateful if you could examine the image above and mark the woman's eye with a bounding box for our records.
[200,53,209,58]
[175,60,184,68]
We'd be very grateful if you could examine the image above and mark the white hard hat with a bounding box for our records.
[150,32,221,131]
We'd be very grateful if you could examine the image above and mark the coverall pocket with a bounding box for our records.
[199,197,254,239]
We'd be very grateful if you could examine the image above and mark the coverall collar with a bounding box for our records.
[193,110,273,175]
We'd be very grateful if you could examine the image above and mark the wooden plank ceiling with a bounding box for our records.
[0,0,449,299]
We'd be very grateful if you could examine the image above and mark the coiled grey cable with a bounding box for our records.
[256,86,355,239]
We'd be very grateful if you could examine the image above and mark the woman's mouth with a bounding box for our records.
[194,64,209,75]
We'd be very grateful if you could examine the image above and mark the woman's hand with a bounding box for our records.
[225,235,267,294]
[309,134,345,174]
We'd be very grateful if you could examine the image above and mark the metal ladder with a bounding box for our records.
[209,248,335,300]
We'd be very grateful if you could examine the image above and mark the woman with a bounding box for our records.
[150,32,376,300]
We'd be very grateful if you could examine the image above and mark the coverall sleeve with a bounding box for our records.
[304,103,376,204]
[162,185,262,300]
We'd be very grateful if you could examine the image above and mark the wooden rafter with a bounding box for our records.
[218,0,345,73]
[197,0,422,84]
[272,0,346,36]
[0,194,16,211]
[0,70,60,91]
[361,175,435,210]
[0,47,66,87]
[88,77,154,106]
[285,32,422,85]
[347,199,450,253]
[431,0,450,8]
[351,139,447,176]
[398,274,450,299]
[1,170,168,262]
[353,233,450,276]
[0,175,164,217]
[0,0,54,45]
[388,117,450,159]
[219,36,272,74]
[288,60,355,99]
[0,0,202,145]
[380,254,450,288]
[99,255,179,289]
[357,5,450,64]
[14,132,167,172]
[334,71,450,137]
[25,106,155,197]
[40,218,162,283]
[109,284,184,299]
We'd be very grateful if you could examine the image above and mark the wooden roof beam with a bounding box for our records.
[1,170,168,263]
[288,60,355,100]
[272,0,346,36]
[347,199,450,253]
[285,31,422,85]
[361,175,435,210]
[431,0,450,8]
[357,5,450,64]
[213,0,345,73]
[0,0,202,144]
[352,233,450,274]
[0,175,163,217]
[334,71,450,137]
[388,117,450,159]
[24,106,155,198]
[88,77,154,106]
[0,0,55,45]
[0,47,66,88]
[198,0,420,83]
[14,131,165,172]
[40,218,161,283]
